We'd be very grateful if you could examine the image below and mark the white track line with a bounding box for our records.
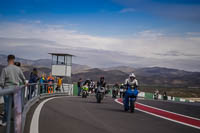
[114,99,200,130]
[30,97,55,133]
[136,102,200,121]
[30,96,75,133]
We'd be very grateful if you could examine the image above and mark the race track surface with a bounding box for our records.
[27,96,200,133]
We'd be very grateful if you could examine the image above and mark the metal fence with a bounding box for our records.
[0,83,73,133]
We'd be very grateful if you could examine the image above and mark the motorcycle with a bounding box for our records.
[112,88,118,98]
[96,87,105,103]
[82,86,88,98]
[123,86,138,113]
[163,92,168,100]
[154,93,159,100]
[82,90,88,98]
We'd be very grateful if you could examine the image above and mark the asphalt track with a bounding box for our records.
[25,96,200,133]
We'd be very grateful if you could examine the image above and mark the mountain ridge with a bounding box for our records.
[0,54,200,88]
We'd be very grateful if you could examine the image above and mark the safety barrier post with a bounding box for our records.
[6,94,13,133]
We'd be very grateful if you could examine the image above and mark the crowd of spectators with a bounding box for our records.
[0,54,63,127]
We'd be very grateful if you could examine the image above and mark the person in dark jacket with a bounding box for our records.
[39,73,47,94]
[28,68,39,99]
[97,77,106,88]
[96,77,107,93]
[112,83,119,98]
[77,78,82,96]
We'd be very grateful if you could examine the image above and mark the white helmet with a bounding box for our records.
[129,73,136,78]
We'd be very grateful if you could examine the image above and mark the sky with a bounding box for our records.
[0,0,200,71]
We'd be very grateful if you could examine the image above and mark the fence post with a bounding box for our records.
[6,94,13,133]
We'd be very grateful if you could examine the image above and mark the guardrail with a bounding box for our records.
[137,91,195,102]
[0,83,73,133]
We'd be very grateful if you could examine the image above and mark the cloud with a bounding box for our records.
[154,50,200,57]
[0,22,200,71]
[119,8,135,13]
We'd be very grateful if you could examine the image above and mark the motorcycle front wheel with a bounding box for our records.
[130,100,135,113]
[96,93,101,103]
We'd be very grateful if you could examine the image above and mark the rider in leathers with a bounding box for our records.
[124,73,139,111]
[96,77,106,93]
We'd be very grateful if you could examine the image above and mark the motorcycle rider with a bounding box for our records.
[154,89,159,100]
[112,83,119,98]
[97,76,106,91]
[119,84,125,98]
[163,92,167,100]
[89,80,95,93]
[124,73,139,112]
[82,82,89,98]
[125,73,138,88]
[96,77,106,103]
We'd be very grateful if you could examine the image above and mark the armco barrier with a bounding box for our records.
[138,91,195,103]
[144,92,154,100]
[0,83,73,133]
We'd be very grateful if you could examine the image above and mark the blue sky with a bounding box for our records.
[0,0,200,36]
[0,0,200,71]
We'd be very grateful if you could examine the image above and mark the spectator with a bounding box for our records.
[47,73,55,93]
[39,73,46,94]
[43,74,48,93]
[14,62,21,67]
[56,77,63,92]
[77,78,82,96]
[14,62,26,109]
[0,55,26,126]
[28,68,39,99]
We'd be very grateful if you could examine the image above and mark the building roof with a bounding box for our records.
[48,53,74,56]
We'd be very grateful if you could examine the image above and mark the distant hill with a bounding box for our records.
[134,67,200,87]
[72,67,200,88]
[72,68,128,84]
[102,66,135,74]
[0,54,90,74]
[0,54,52,67]
[1,64,200,88]
[0,64,51,80]
[0,54,200,88]
[72,64,91,74]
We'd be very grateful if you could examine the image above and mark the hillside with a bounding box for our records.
[72,67,200,88]
[0,54,90,74]
[0,54,200,88]
[1,64,200,88]
[0,64,51,80]
[72,64,91,74]
[0,54,52,67]
[102,66,135,74]
[72,68,128,83]
[135,67,200,87]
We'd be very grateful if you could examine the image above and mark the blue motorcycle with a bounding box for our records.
[123,86,138,113]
